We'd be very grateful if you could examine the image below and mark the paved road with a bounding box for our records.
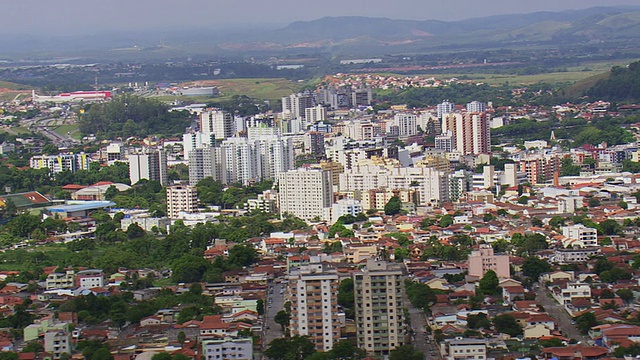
[263,281,285,349]
[402,278,439,359]
[535,286,587,342]
[407,307,440,359]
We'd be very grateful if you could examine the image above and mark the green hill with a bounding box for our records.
[582,60,640,101]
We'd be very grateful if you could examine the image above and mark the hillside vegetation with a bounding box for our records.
[585,60,640,101]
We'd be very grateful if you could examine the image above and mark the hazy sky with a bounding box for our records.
[3,0,640,35]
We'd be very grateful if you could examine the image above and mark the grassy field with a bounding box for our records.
[410,58,637,86]
[0,126,33,135]
[52,124,82,140]
[179,78,303,103]
[0,80,30,90]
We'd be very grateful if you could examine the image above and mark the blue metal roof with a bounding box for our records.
[47,201,116,213]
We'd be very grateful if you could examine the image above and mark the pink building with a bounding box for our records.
[467,244,510,278]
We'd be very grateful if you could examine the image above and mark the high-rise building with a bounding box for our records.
[279,168,333,221]
[351,88,373,107]
[466,101,487,113]
[282,93,315,119]
[129,151,168,186]
[188,146,225,185]
[200,109,234,140]
[392,113,418,138]
[288,262,340,351]
[221,137,262,186]
[305,105,327,123]
[435,130,455,152]
[166,185,198,218]
[467,244,510,279]
[183,132,216,161]
[437,100,455,119]
[353,260,405,355]
[442,112,490,155]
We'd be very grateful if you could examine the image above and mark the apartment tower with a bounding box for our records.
[288,262,340,351]
[353,260,405,355]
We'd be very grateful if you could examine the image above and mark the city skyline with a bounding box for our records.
[1,0,639,35]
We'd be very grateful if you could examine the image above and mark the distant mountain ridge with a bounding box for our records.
[1,6,640,58]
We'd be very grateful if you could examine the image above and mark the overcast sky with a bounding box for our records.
[3,0,640,35]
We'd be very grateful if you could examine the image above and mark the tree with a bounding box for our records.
[479,270,499,295]
[274,310,290,331]
[256,299,265,316]
[22,342,44,353]
[126,223,146,239]
[493,314,522,336]
[439,214,454,228]
[617,288,635,304]
[574,312,598,334]
[521,257,552,281]
[152,354,172,360]
[384,196,402,216]
[265,336,315,360]
[177,331,186,345]
[600,289,615,299]
[467,313,491,329]
[600,219,622,236]
[329,340,366,360]
[531,217,543,227]
[588,197,601,208]
[104,185,119,200]
[389,345,424,360]
[42,143,59,155]
[517,196,529,205]
[338,278,354,309]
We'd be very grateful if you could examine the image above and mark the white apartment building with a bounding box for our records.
[183,132,216,161]
[288,262,340,351]
[437,100,455,119]
[279,168,332,221]
[221,138,262,185]
[441,338,487,360]
[353,260,404,354]
[75,269,104,289]
[435,131,455,152]
[562,224,598,248]
[166,185,198,219]
[328,198,363,224]
[200,109,235,140]
[392,113,418,138]
[466,101,487,113]
[202,337,253,360]
[189,136,294,186]
[188,146,225,185]
[282,93,315,120]
[30,153,93,174]
[44,330,71,360]
[305,105,327,123]
[129,151,168,186]
[340,165,449,206]
[556,282,591,305]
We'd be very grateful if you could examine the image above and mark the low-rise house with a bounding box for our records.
[540,345,608,360]
[502,285,525,303]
